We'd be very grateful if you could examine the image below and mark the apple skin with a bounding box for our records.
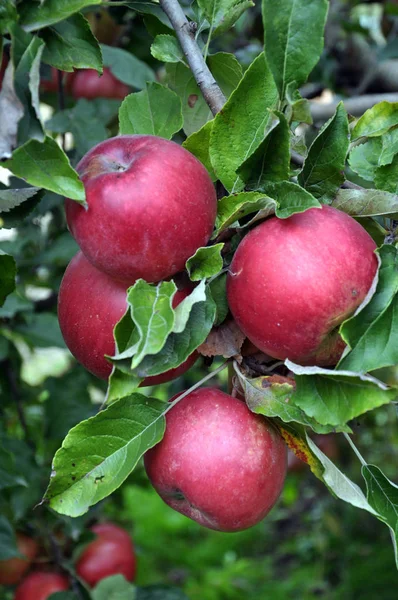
[144,387,287,532]
[58,251,198,382]
[76,522,136,588]
[227,206,378,366]
[65,135,217,283]
[71,67,130,100]
[0,533,39,586]
[14,572,69,600]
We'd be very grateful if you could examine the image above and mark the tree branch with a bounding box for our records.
[311,92,398,122]
[159,0,226,115]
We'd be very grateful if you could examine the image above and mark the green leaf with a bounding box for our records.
[285,83,312,125]
[40,13,102,73]
[287,361,396,427]
[332,188,398,217]
[379,127,398,165]
[352,102,398,140]
[236,369,336,434]
[0,446,27,491]
[197,0,254,38]
[19,0,98,32]
[150,34,184,64]
[186,244,224,281]
[166,52,242,136]
[0,187,44,228]
[209,273,228,326]
[209,52,279,192]
[299,103,349,202]
[339,245,398,365]
[375,155,398,194]
[0,516,19,561]
[348,138,382,182]
[92,575,137,600]
[119,82,183,139]
[6,137,85,203]
[101,44,155,90]
[0,0,17,35]
[0,251,16,307]
[183,121,216,181]
[306,435,379,516]
[46,99,109,159]
[15,313,65,348]
[237,111,290,188]
[214,191,277,236]
[45,394,167,517]
[125,2,172,27]
[363,465,398,530]
[262,0,328,98]
[265,181,321,218]
[136,586,190,600]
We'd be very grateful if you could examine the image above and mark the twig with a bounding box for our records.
[311,93,398,122]
[159,0,226,115]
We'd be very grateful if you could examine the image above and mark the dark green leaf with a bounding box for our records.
[91,574,136,600]
[101,44,155,90]
[0,251,16,306]
[299,103,349,202]
[0,516,19,561]
[45,394,167,517]
[0,186,42,213]
[209,274,228,326]
[363,465,398,530]
[0,0,17,35]
[15,313,66,348]
[41,13,102,72]
[19,0,97,32]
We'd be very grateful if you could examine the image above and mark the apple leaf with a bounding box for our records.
[101,44,155,90]
[352,101,398,140]
[287,361,396,427]
[235,368,338,434]
[197,0,254,38]
[379,127,398,166]
[166,53,242,137]
[40,13,102,73]
[299,103,349,202]
[136,586,190,600]
[363,465,398,530]
[0,251,16,307]
[285,83,313,125]
[6,137,86,203]
[198,319,245,358]
[262,0,328,99]
[214,191,277,237]
[0,187,42,213]
[237,111,290,188]
[340,245,398,355]
[183,121,216,181]
[0,0,17,34]
[150,34,184,64]
[210,52,279,193]
[306,435,379,517]
[19,0,98,32]
[0,516,20,561]
[119,82,183,140]
[45,394,167,517]
[186,244,224,281]
[332,188,398,217]
[375,155,398,194]
[209,273,228,326]
[46,99,109,159]
[0,61,24,160]
[92,575,137,600]
[348,138,382,181]
[11,26,45,147]
[265,181,321,218]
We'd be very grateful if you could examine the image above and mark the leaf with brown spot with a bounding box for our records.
[198,319,245,358]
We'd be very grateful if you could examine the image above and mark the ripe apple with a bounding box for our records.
[65,135,217,283]
[71,67,130,100]
[75,522,136,587]
[0,533,39,586]
[227,206,378,366]
[144,387,287,532]
[58,251,198,382]
[14,572,69,600]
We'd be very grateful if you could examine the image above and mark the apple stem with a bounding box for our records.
[342,432,367,467]
[166,361,229,412]
[159,0,226,115]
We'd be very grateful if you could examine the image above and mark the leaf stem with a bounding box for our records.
[343,432,367,467]
[159,0,226,115]
[166,360,229,412]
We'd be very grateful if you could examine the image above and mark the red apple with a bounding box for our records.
[40,68,75,94]
[65,135,217,283]
[227,206,378,366]
[144,387,287,532]
[71,67,129,100]
[58,251,198,382]
[76,522,136,587]
[14,572,69,600]
[0,533,39,586]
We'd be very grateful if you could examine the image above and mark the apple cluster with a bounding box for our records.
[0,522,136,599]
[58,133,378,533]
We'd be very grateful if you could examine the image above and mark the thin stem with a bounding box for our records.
[166,361,228,412]
[343,432,367,467]
[159,0,226,115]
